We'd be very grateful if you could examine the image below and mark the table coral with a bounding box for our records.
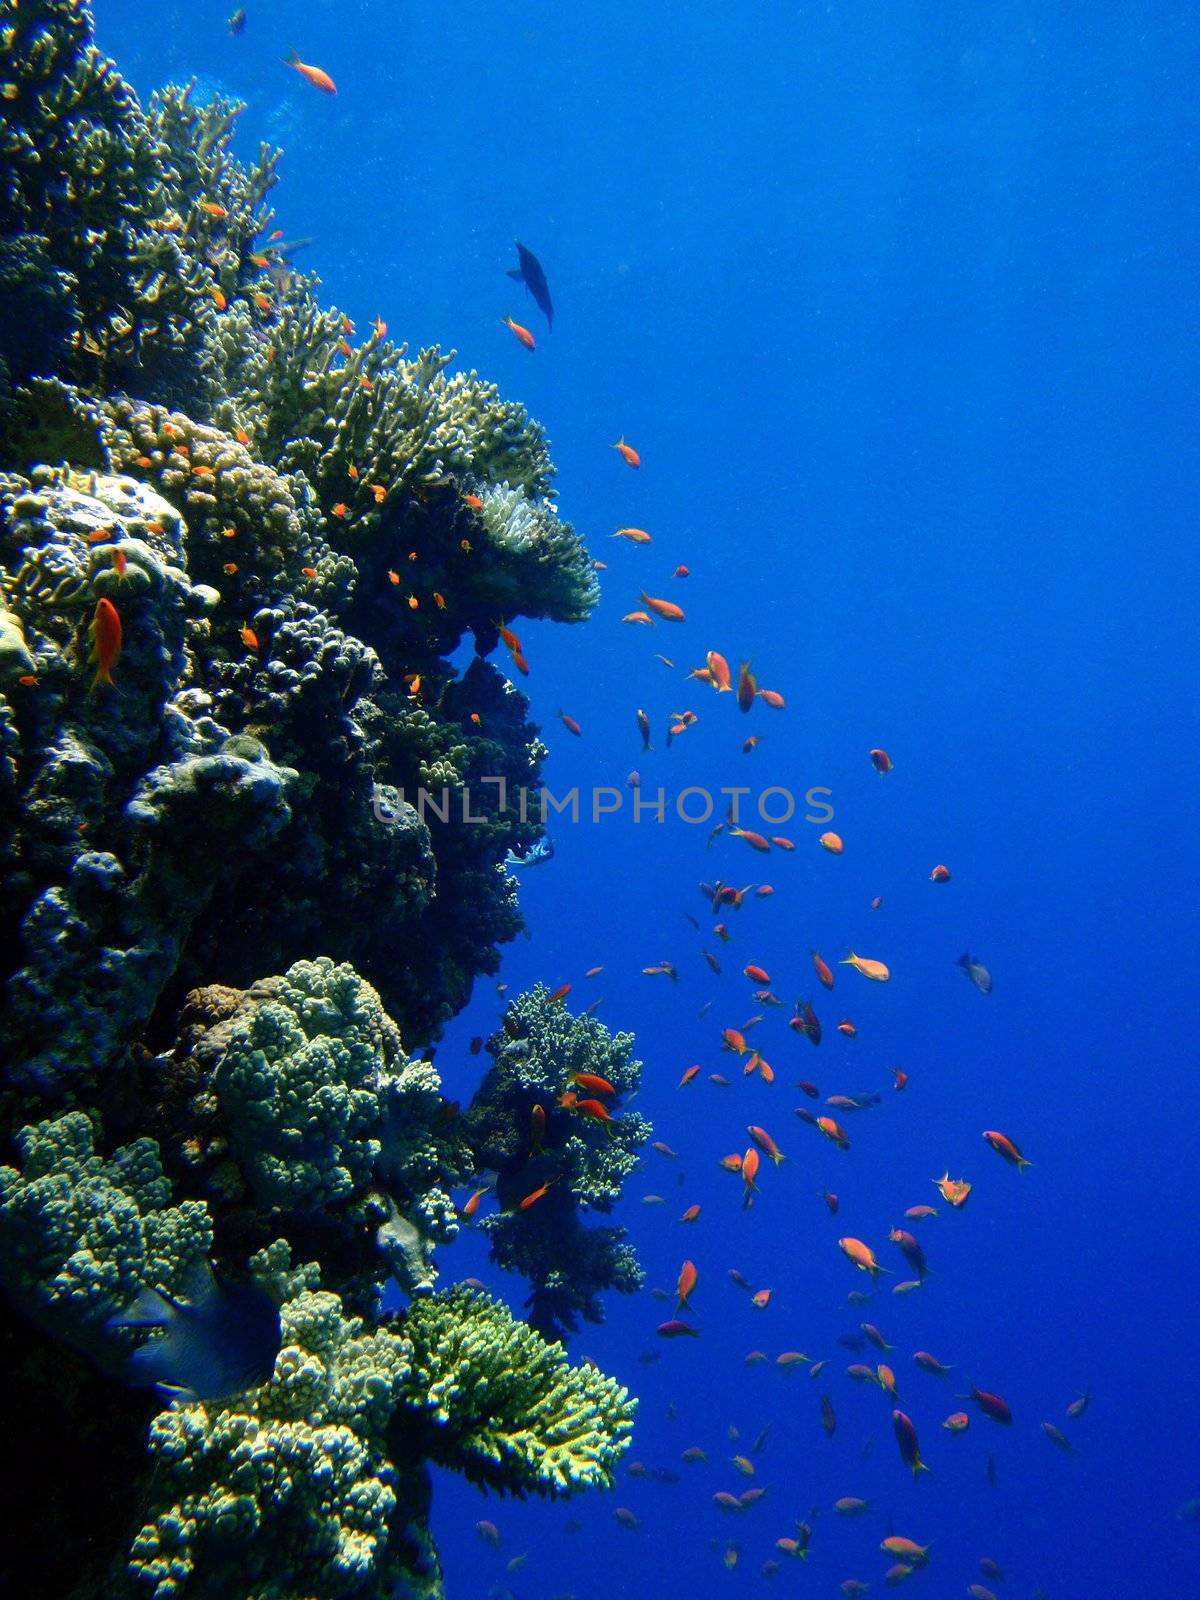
[400,1286,636,1495]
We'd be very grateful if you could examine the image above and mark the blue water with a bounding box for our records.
[101,3,1200,1595]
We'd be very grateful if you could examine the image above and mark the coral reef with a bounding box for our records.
[462,985,652,1338]
[0,1,640,1592]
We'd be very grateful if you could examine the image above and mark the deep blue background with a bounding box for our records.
[97,2,1199,1595]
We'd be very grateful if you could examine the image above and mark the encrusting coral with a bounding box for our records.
[0,1,642,1589]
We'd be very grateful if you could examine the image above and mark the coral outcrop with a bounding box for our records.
[0,4,641,1592]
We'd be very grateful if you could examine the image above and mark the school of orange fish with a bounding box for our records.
[460,430,1085,1597]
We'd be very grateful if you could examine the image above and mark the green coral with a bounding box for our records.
[129,1284,419,1600]
[401,1286,635,1495]
[210,957,457,1227]
[0,1110,212,1358]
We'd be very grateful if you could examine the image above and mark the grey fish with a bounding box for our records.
[507,240,553,329]
[504,836,554,868]
[111,1261,279,1403]
[957,951,993,994]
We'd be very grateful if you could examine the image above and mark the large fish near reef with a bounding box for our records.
[110,1261,280,1403]
[957,951,993,994]
[504,837,554,869]
[507,241,553,329]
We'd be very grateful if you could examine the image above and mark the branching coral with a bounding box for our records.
[462,986,652,1337]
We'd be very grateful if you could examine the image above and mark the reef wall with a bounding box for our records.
[0,3,641,1594]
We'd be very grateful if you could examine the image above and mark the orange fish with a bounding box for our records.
[301,566,318,579]
[547,983,572,1003]
[575,1097,616,1128]
[680,1204,701,1223]
[199,200,228,219]
[460,1186,489,1219]
[721,1028,748,1055]
[983,1130,1032,1171]
[869,748,894,774]
[933,1172,972,1208]
[88,598,122,688]
[735,660,757,712]
[331,503,349,519]
[703,650,731,692]
[678,1065,700,1087]
[468,712,482,726]
[744,963,770,985]
[718,1153,744,1173]
[757,688,785,709]
[836,1020,857,1038]
[571,1072,615,1096]
[191,464,215,479]
[518,1180,553,1212]
[676,1259,698,1311]
[943,1411,970,1432]
[223,562,238,575]
[464,493,483,510]
[892,1067,908,1089]
[747,1124,785,1165]
[253,292,273,312]
[239,624,259,651]
[838,1237,888,1276]
[17,674,38,687]
[640,591,685,622]
[816,1116,851,1151]
[387,570,401,586]
[811,951,834,990]
[284,49,337,94]
[86,528,114,544]
[558,710,582,736]
[612,526,652,543]
[209,286,227,310]
[840,952,890,982]
[751,1288,771,1308]
[234,429,251,447]
[511,651,529,674]
[673,565,689,578]
[372,316,387,339]
[612,436,640,467]
[930,864,951,882]
[111,548,128,580]
[819,831,844,855]
[585,965,604,978]
[503,315,535,350]
[741,1146,760,1206]
[729,825,771,853]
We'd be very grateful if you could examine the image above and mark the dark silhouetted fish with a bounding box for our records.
[111,1261,280,1403]
[957,952,993,994]
[507,240,553,329]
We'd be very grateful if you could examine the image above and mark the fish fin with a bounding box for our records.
[282,47,300,66]
[110,1284,178,1330]
[506,269,524,281]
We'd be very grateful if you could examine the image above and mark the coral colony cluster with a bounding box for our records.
[0,2,639,1593]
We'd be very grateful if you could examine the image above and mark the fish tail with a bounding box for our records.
[283,47,301,67]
